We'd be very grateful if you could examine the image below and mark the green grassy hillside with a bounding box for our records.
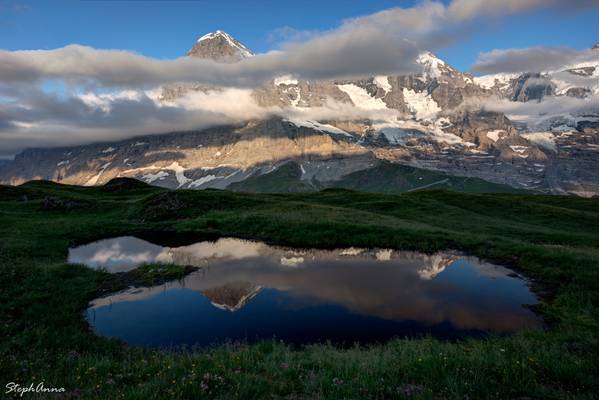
[228,162,316,193]
[228,161,529,194]
[1,179,598,399]
[330,162,527,193]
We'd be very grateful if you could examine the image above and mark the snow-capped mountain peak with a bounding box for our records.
[414,51,467,84]
[416,51,447,80]
[417,51,445,67]
[188,30,253,62]
[197,30,226,42]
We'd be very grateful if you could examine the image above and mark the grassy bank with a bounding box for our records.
[1,179,598,399]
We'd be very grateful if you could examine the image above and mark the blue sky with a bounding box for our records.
[1,0,598,71]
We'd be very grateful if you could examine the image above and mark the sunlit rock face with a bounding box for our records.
[1,33,598,196]
[0,118,373,188]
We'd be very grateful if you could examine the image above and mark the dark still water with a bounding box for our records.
[73,237,543,348]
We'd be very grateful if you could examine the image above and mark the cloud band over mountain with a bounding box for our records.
[0,0,598,156]
[1,0,596,88]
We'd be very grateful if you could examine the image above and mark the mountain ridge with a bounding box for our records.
[1,31,598,196]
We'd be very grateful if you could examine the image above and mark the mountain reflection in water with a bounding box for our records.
[74,237,542,347]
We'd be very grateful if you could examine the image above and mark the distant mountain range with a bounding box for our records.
[1,31,598,196]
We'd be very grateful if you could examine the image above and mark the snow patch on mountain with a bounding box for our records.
[402,88,441,121]
[417,52,446,80]
[474,73,518,90]
[142,171,169,183]
[189,174,217,188]
[509,145,530,158]
[167,161,192,188]
[274,76,299,86]
[374,76,392,93]
[84,162,111,186]
[377,126,416,145]
[551,71,599,95]
[372,119,462,146]
[299,164,306,176]
[337,84,388,110]
[285,119,352,137]
[521,132,557,152]
[129,162,191,187]
[561,57,599,73]
[431,128,464,145]
[486,130,505,142]
[289,87,302,107]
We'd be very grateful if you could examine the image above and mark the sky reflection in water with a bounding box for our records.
[70,237,543,347]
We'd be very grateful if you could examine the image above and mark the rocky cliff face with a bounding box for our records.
[253,52,488,116]
[0,119,375,189]
[1,32,598,197]
[509,73,556,102]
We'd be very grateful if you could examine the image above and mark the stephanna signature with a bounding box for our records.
[5,382,66,397]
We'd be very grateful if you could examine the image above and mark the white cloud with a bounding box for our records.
[0,0,597,156]
[472,47,599,75]
[2,0,592,89]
